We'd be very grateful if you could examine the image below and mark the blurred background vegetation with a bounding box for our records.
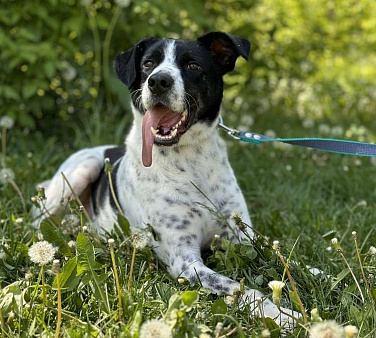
[1,0,376,143]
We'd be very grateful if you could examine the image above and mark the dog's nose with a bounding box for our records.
[148,73,173,95]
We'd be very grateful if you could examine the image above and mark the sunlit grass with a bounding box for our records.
[0,115,376,337]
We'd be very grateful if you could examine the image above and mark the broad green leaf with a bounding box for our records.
[265,317,281,337]
[53,257,80,292]
[331,268,350,291]
[40,221,72,257]
[76,233,110,313]
[181,290,198,310]
[211,298,227,315]
[117,214,131,236]
[289,291,300,309]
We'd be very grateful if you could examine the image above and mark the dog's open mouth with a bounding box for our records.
[142,105,188,167]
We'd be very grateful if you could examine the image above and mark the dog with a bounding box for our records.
[35,31,300,330]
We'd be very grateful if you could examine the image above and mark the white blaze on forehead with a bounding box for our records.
[142,40,185,113]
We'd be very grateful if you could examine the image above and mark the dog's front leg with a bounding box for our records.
[156,240,301,330]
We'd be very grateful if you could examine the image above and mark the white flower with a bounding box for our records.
[331,126,344,137]
[28,241,57,265]
[272,240,280,250]
[15,217,23,224]
[0,168,15,184]
[261,329,271,337]
[199,334,211,338]
[139,319,172,338]
[318,124,331,135]
[344,325,358,338]
[68,241,76,248]
[131,231,151,250]
[265,129,276,138]
[0,251,6,260]
[309,321,344,338]
[302,118,315,129]
[61,61,77,81]
[357,200,367,208]
[368,246,376,255]
[0,116,14,129]
[115,0,131,8]
[268,280,285,306]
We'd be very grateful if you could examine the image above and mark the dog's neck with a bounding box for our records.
[125,106,225,169]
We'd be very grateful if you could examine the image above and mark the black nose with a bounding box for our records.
[148,73,173,95]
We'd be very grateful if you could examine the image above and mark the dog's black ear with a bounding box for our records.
[198,31,250,75]
[114,37,159,88]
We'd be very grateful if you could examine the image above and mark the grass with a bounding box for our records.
[1,108,376,337]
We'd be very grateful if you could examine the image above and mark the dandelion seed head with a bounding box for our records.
[108,238,115,245]
[302,118,315,129]
[0,168,15,184]
[28,241,57,265]
[318,124,330,135]
[131,231,151,249]
[309,320,344,338]
[62,214,80,228]
[82,226,88,232]
[115,0,131,8]
[139,319,172,338]
[351,231,356,237]
[0,115,15,129]
[15,217,23,224]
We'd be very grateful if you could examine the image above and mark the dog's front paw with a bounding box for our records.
[262,300,302,330]
[240,289,302,333]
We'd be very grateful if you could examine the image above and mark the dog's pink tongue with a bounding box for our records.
[142,108,171,167]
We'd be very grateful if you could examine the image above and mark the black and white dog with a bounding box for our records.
[36,32,300,329]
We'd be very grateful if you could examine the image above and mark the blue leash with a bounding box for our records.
[218,116,376,157]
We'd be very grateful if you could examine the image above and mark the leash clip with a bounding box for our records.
[218,115,240,140]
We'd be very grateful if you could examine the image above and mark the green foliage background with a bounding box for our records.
[1,0,375,137]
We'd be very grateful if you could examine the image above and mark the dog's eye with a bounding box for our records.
[143,61,154,68]
[187,62,202,71]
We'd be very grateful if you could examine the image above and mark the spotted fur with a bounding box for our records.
[35,32,300,331]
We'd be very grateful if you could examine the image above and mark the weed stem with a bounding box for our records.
[275,250,308,324]
[109,240,123,320]
[55,270,62,338]
[128,245,136,292]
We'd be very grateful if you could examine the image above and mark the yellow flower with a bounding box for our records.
[344,325,358,338]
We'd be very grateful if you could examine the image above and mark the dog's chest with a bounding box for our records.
[117,134,249,240]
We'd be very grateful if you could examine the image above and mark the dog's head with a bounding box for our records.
[114,31,250,167]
